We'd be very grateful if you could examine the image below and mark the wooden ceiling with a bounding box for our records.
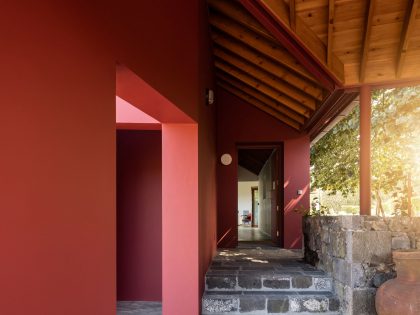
[208,0,420,131]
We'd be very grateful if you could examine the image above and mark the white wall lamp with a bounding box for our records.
[220,153,232,166]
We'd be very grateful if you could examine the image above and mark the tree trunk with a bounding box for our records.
[407,173,412,217]
[375,189,385,217]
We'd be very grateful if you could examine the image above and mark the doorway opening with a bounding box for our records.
[237,145,284,247]
[116,65,200,314]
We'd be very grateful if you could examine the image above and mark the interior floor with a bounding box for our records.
[117,301,162,315]
[238,225,271,242]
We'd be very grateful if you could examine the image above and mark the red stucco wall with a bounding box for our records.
[116,130,162,301]
[0,1,216,314]
[216,88,310,249]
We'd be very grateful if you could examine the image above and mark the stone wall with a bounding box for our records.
[303,215,420,315]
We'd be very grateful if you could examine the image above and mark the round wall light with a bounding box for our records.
[220,153,232,166]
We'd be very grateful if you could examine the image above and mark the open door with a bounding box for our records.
[237,144,284,247]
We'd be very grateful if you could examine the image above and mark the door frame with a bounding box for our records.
[236,143,284,247]
[251,186,258,227]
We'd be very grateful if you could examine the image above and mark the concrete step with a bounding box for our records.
[202,291,340,314]
[206,270,332,293]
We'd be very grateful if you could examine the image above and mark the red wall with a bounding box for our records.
[0,3,116,314]
[117,130,162,301]
[216,88,310,249]
[0,1,216,314]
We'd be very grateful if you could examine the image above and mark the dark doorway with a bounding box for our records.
[237,145,284,247]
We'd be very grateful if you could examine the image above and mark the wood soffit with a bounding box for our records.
[207,0,420,133]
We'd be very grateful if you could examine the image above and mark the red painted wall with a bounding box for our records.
[117,130,162,301]
[0,1,216,314]
[0,3,116,314]
[216,88,310,249]
[162,124,199,315]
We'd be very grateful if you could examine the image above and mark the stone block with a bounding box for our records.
[290,296,328,313]
[333,282,352,315]
[238,276,262,289]
[391,234,411,250]
[332,258,351,284]
[291,275,312,288]
[364,219,388,231]
[373,271,396,288]
[202,297,239,313]
[239,296,265,312]
[321,227,330,244]
[388,217,411,232]
[263,278,290,289]
[352,288,377,315]
[351,263,376,288]
[340,216,363,231]
[267,297,289,313]
[329,296,340,311]
[331,230,346,258]
[351,231,392,264]
[313,277,332,290]
[206,276,236,289]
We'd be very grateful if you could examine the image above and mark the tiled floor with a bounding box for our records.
[238,225,271,242]
[117,301,162,315]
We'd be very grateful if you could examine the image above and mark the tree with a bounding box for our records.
[311,86,420,216]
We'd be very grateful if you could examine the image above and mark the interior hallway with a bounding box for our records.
[238,226,271,242]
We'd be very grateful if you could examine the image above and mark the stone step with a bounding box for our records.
[206,271,332,292]
[202,291,340,314]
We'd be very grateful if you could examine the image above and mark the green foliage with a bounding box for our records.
[294,198,330,217]
[310,107,360,197]
[311,86,420,216]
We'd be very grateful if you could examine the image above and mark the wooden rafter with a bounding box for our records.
[327,0,335,68]
[216,71,306,124]
[217,81,301,130]
[214,47,317,110]
[215,59,311,117]
[212,32,324,100]
[240,0,344,86]
[396,0,419,78]
[208,0,276,42]
[209,14,318,84]
[359,0,375,83]
[289,0,296,31]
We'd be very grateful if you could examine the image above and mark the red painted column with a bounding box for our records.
[162,124,199,315]
[359,85,372,215]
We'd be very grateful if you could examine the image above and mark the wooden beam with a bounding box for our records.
[359,0,375,83]
[214,47,317,110]
[209,14,318,84]
[396,0,419,78]
[327,0,335,68]
[240,0,344,88]
[212,32,324,100]
[359,85,372,215]
[208,0,276,42]
[289,0,296,31]
[304,88,359,140]
[215,59,311,117]
[216,71,306,124]
[217,81,301,130]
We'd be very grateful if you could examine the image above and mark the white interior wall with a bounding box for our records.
[238,181,258,224]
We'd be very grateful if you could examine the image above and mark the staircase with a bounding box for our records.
[202,249,340,314]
